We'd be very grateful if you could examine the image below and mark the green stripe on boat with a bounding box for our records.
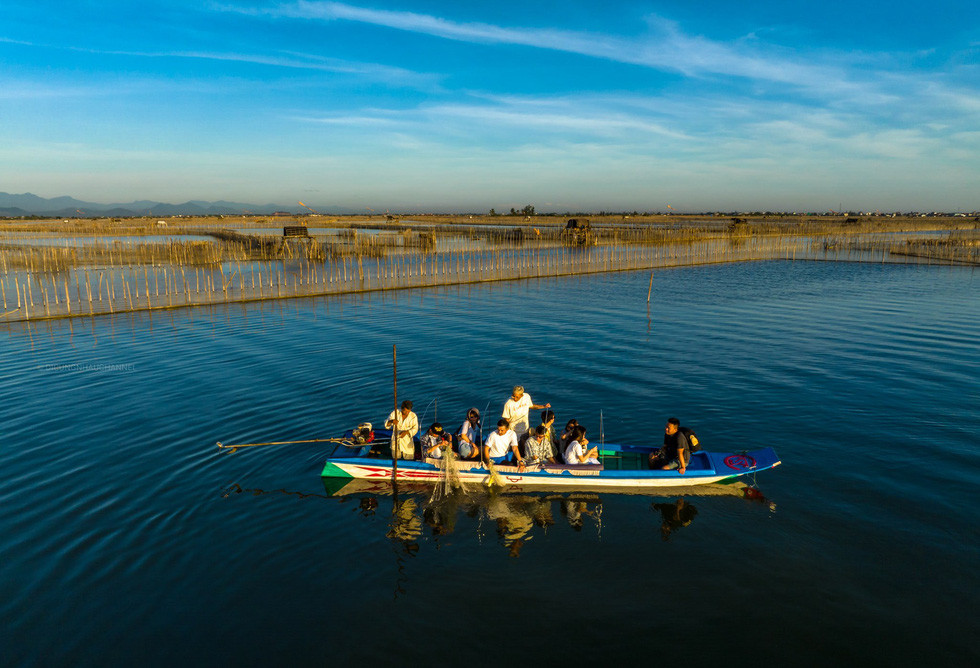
[320,461,353,478]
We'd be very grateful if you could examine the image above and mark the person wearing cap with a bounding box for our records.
[501,385,550,438]
[456,408,482,460]
[421,422,450,460]
[385,400,419,459]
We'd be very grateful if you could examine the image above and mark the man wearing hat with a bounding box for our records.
[421,422,451,460]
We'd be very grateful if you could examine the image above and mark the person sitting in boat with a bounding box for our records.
[564,426,600,465]
[385,400,419,460]
[456,408,482,460]
[502,385,551,438]
[484,418,524,470]
[649,417,690,474]
[539,410,560,459]
[421,422,451,460]
[524,425,558,466]
[559,419,580,459]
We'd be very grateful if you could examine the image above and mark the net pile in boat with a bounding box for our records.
[429,448,465,503]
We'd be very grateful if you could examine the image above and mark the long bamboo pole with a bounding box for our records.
[216,438,342,449]
[392,344,399,482]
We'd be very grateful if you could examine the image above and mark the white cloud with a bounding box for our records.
[0,36,438,88]
[244,2,874,98]
[220,1,980,124]
[421,104,689,139]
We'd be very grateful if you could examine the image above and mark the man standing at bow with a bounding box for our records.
[385,400,419,460]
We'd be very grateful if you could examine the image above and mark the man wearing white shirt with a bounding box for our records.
[501,385,550,437]
[483,419,523,468]
[385,400,419,459]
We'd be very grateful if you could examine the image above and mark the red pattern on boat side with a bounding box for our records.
[352,465,442,479]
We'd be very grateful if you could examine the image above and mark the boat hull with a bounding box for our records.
[321,446,780,490]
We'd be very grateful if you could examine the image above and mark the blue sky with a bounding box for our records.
[1,1,978,212]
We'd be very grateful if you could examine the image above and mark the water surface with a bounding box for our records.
[1,261,977,667]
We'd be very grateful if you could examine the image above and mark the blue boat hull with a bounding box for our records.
[322,432,780,490]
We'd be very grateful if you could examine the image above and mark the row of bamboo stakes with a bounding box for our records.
[0,230,975,323]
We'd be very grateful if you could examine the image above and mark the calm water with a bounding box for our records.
[2,261,978,667]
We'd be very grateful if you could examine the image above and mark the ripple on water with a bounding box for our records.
[1,260,978,667]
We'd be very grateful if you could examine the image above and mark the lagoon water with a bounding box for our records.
[1,261,978,667]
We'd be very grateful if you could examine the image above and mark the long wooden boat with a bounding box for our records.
[321,429,780,490]
[321,476,769,499]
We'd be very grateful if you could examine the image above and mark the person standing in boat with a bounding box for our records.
[385,400,419,460]
[649,417,690,474]
[484,418,524,470]
[501,385,550,438]
[456,408,482,460]
[564,426,600,464]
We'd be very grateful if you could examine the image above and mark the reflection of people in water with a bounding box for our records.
[493,495,562,557]
[652,498,698,541]
[488,496,535,550]
[371,491,604,558]
[387,496,423,546]
[561,499,600,531]
[423,496,463,536]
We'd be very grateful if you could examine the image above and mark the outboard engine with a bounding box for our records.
[352,422,375,444]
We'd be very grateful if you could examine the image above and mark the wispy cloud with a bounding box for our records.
[292,94,692,144]
[293,114,404,127]
[423,104,689,139]
[0,35,438,88]
[225,1,980,115]
[237,2,865,95]
[290,85,980,174]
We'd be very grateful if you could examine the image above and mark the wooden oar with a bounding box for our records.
[216,438,345,449]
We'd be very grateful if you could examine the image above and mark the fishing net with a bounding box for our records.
[429,447,465,504]
[485,458,504,488]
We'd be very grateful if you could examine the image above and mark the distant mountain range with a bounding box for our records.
[0,192,358,218]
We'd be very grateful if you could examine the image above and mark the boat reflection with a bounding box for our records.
[221,478,772,599]
[220,478,771,556]
[377,485,602,557]
[323,478,774,553]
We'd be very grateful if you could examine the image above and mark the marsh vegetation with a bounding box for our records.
[1,214,976,322]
